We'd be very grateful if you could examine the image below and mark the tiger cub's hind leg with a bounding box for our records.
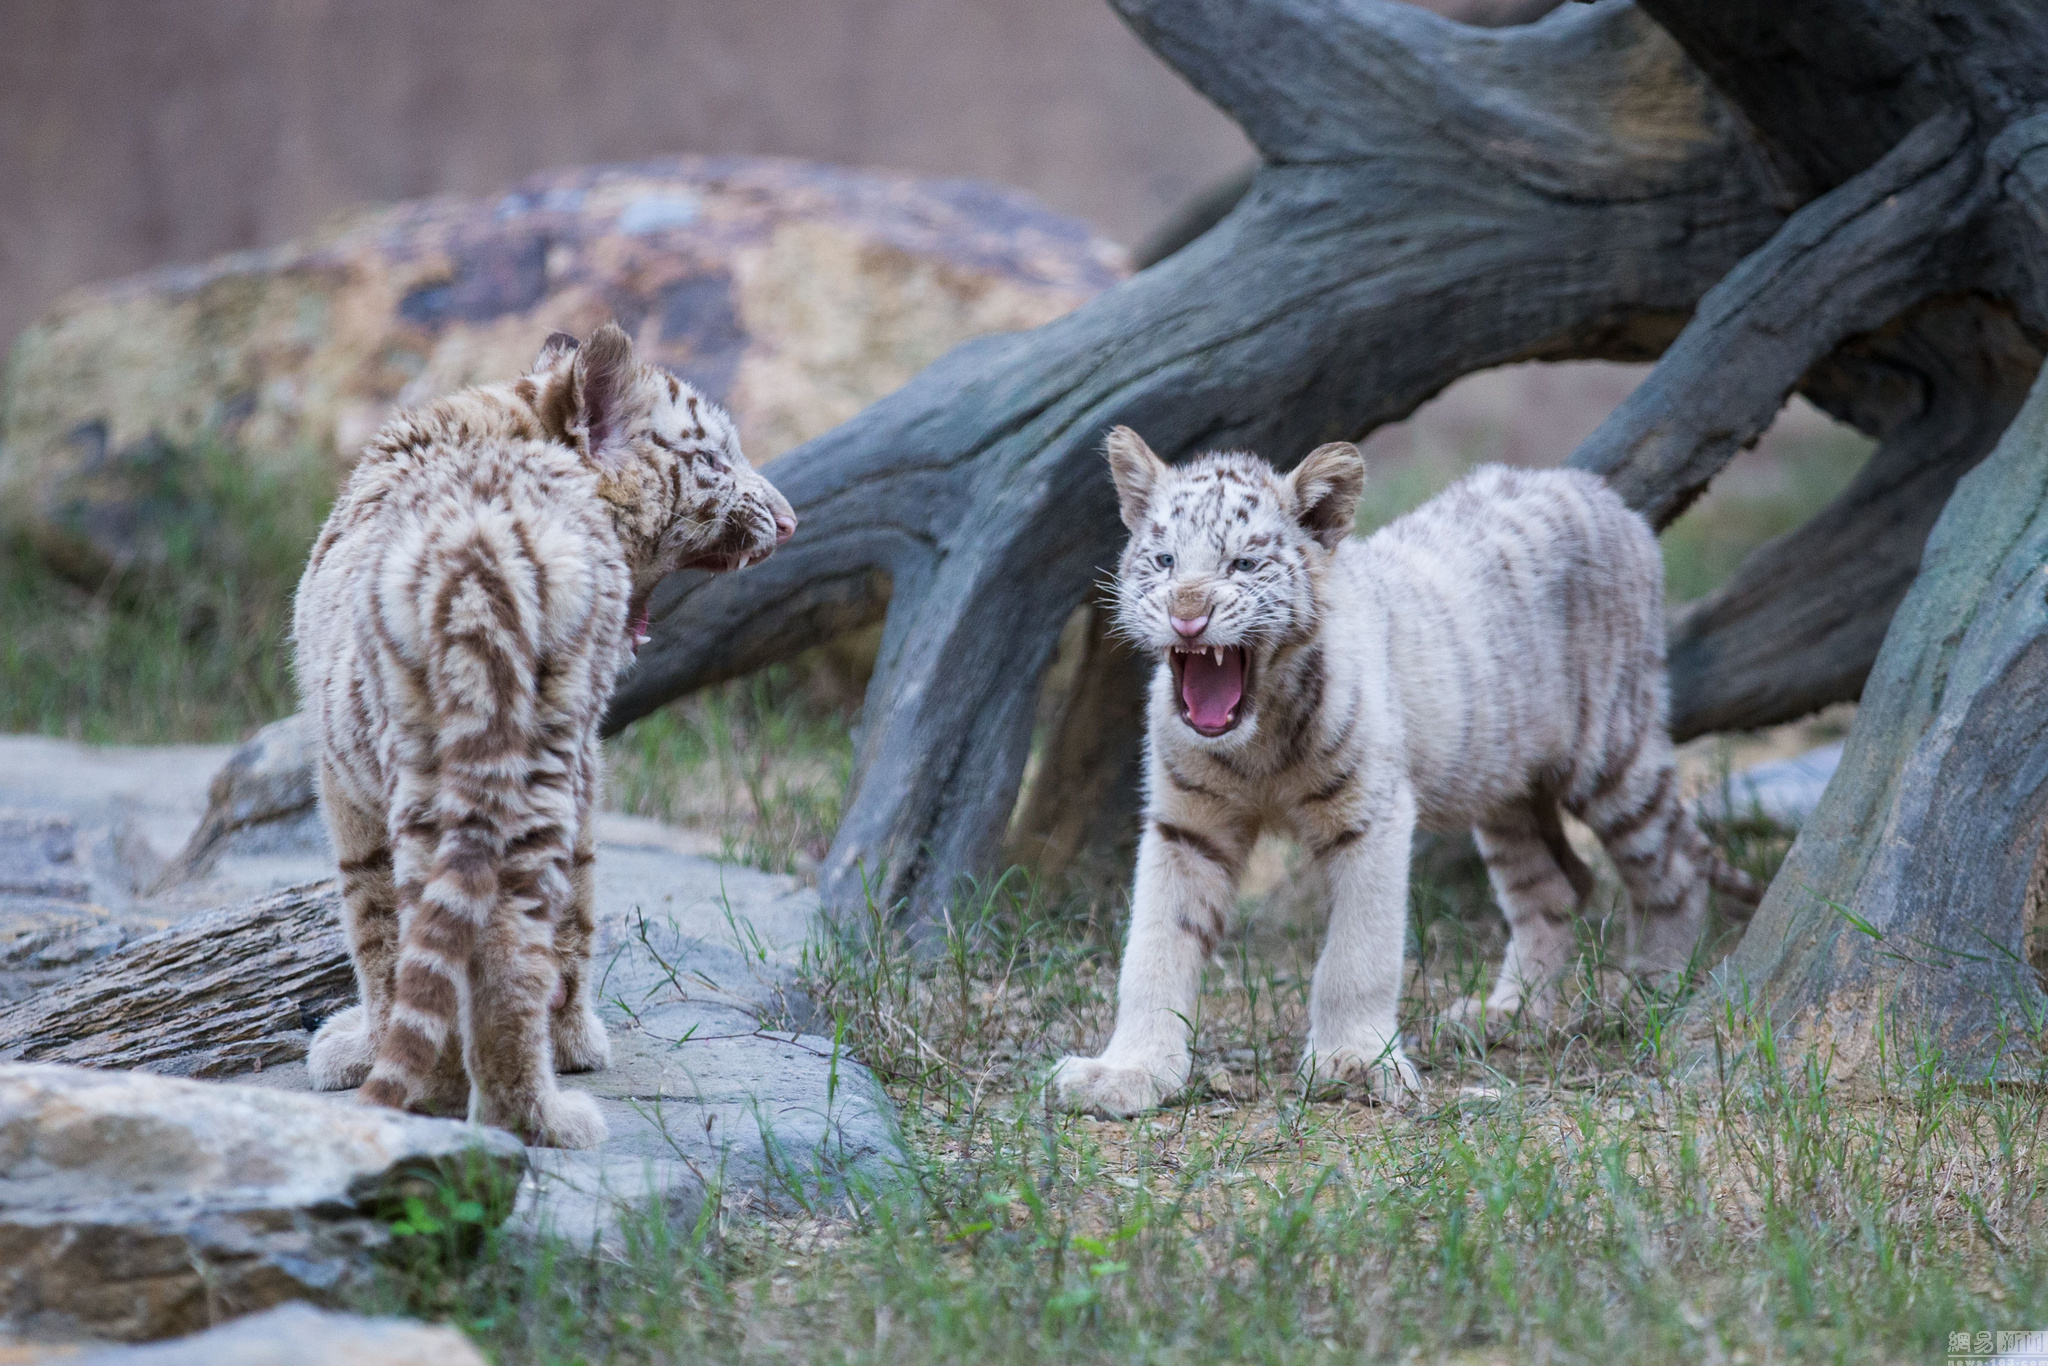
[1579,744,1710,986]
[550,826,611,1074]
[1445,799,1593,1035]
[308,779,396,1092]
[466,840,607,1149]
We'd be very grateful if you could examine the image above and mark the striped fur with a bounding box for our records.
[294,324,794,1148]
[1050,428,1755,1117]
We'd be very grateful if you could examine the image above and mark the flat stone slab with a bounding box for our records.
[1696,741,1844,827]
[0,1063,523,1344]
[0,816,91,903]
[0,737,232,923]
[0,729,901,1260]
[49,1302,487,1365]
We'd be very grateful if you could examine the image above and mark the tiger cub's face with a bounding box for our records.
[1105,426,1363,738]
[521,326,797,648]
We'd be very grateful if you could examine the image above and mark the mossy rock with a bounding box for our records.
[0,157,1125,581]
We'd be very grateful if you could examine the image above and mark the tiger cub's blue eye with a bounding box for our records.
[1155,553,1175,570]
[1231,557,1258,573]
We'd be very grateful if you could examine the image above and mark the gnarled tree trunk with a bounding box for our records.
[608,0,2048,1063]
[1706,354,2048,1071]
[611,0,1790,918]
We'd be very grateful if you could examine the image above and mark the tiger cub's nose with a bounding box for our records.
[1171,614,1210,639]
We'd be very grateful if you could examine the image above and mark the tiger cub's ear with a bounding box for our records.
[1105,426,1170,532]
[572,322,638,475]
[1287,442,1366,550]
[532,330,580,371]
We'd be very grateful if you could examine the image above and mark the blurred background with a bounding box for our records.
[0,0,1858,868]
[1,0,1567,346]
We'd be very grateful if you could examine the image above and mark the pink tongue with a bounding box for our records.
[1180,649,1244,731]
[628,607,650,652]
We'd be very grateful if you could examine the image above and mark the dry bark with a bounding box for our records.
[1667,298,2042,740]
[606,0,2048,1063]
[1567,110,1989,526]
[1697,359,2048,1070]
[0,883,351,1078]
[1004,607,1151,890]
[608,1,1786,919]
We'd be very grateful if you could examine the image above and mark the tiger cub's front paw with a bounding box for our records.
[531,1088,609,1150]
[1049,1055,1183,1117]
[1303,1037,1422,1109]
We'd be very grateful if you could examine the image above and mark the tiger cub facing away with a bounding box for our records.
[1051,428,1755,1117]
[295,324,795,1148]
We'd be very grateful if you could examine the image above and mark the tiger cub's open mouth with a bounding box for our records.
[1168,644,1251,737]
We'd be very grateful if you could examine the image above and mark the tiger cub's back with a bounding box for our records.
[1351,464,1666,820]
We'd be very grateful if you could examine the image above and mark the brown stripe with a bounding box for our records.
[1154,820,1232,870]
[1642,801,1689,886]
[359,1077,409,1109]
[1175,909,1223,958]
[339,848,393,875]
[409,914,475,960]
[1164,763,1226,802]
[379,1020,442,1079]
[1314,826,1368,859]
[1275,646,1326,768]
[1582,726,1647,809]
[433,844,497,901]
[396,961,459,1017]
[1208,746,1248,778]
[1595,767,1673,846]
[509,519,550,620]
[1305,766,1355,805]
[1533,798,1595,903]
[369,582,432,696]
[1316,679,1361,760]
[1499,864,1560,896]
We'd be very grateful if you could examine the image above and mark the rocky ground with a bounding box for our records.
[0,720,899,1353]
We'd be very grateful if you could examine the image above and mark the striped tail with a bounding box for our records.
[358,530,542,1113]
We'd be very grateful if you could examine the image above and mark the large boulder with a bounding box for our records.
[0,156,1126,579]
[0,1063,523,1343]
[144,715,323,897]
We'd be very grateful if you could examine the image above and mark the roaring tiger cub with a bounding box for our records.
[1051,428,1754,1116]
[295,323,795,1148]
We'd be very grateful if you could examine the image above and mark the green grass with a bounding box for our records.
[361,845,2048,1365]
[0,437,332,743]
[605,661,856,875]
[21,394,2027,1366]
[1658,426,1874,603]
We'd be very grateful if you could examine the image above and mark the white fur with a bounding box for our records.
[1052,430,1737,1116]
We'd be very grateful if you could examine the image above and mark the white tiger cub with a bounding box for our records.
[1051,428,1755,1117]
[296,324,795,1148]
